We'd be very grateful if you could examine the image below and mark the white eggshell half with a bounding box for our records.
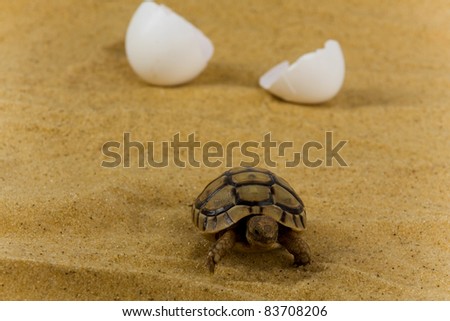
[125,1,214,86]
[259,40,345,104]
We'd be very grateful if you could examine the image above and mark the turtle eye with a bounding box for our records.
[254,229,260,236]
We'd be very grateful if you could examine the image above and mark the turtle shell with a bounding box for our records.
[192,167,306,234]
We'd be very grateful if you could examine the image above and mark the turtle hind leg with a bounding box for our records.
[278,229,311,267]
[206,229,236,273]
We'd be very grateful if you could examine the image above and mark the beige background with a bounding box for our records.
[0,0,449,300]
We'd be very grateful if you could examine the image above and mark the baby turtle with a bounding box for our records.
[192,167,311,273]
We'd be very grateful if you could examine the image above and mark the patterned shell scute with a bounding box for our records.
[192,167,306,233]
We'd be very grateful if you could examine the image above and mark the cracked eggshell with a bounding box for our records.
[259,40,345,104]
[125,0,214,86]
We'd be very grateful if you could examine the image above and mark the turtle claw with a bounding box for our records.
[206,252,217,274]
[292,251,311,267]
[293,259,310,267]
[278,228,311,268]
[204,230,236,274]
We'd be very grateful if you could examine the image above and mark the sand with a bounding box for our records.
[0,0,449,300]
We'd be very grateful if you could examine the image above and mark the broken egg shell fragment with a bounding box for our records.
[125,0,214,86]
[259,40,345,104]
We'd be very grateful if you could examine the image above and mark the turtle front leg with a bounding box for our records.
[278,230,311,266]
[206,229,236,273]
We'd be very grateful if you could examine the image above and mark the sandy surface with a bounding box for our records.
[0,0,449,300]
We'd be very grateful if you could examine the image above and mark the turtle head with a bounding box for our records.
[246,215,278,248]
